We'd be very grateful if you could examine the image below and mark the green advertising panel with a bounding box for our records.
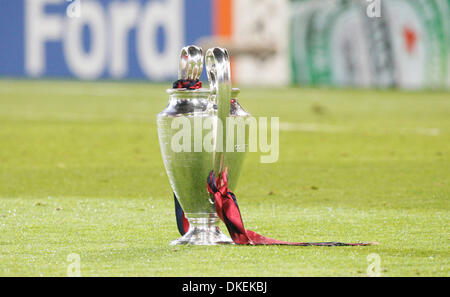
[290,0,450,89]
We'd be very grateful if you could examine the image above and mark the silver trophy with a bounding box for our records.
[157,46,250,245]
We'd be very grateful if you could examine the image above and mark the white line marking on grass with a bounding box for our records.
[279,122,346,133]
[0,110,153,122]
[280,122,442,136]
[0,84,151,98]
[415,128,440,136]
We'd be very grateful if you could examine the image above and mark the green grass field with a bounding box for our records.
[0,80,448,276]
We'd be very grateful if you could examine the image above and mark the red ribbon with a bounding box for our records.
[172,79,202,90]
[206,168,375,246]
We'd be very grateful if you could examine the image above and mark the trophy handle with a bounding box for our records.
[179,45,203,80]
[205,47,232,173]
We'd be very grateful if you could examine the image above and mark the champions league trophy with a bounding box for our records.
[157,46,250,245]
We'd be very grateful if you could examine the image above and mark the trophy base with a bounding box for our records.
[170,217,234,245]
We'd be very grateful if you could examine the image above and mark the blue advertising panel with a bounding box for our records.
[0,0,212,81]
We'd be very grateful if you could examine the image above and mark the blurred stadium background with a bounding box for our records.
[0,0,449,88]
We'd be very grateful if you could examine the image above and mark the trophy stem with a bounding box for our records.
[170,216,233,245]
